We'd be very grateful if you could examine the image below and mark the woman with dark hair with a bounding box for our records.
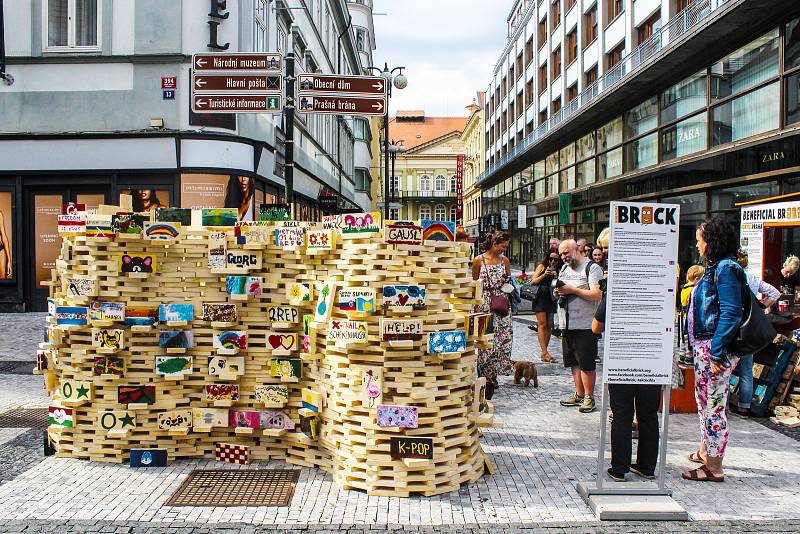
[131,189,163,212]
[683,217,744,483]
[591,246,605,270]
[530,248,562,364]
[471,230,513,400]
[225,176,255,221]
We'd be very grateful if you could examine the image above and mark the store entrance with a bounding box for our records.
[24,188,109,311]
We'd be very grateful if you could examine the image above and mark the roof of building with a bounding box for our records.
[389,112,469,150]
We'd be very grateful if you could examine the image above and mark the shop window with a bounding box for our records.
[120,188,171,211]
[597,147,623,181]
[584,6,598,46]
[577,132,595,159]
[624,96,658,140]
[597,117,623,150]
[535,179,546,199]
[624,132,658,171]
[785,17,800,71]
[786,73,800,126]
[419,205,431,219]
[711,29,779,101]
[711,182,777,211]
[435,205,446,220]
[559,167,575,192]
[661,112,707,161]
[576,158,595,187]
[560,143,575,168]
[661,70,706,124]
[180,174,254,221]
[712,82,779,146]
[45,0,100,50]
[546,151,560,174]
[546,173,559,196]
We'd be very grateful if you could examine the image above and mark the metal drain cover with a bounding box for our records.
[0,361,34,375]
[166,469,301,507]
[0,407,49,428]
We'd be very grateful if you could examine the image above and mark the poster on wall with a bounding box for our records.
[35,194,61,288]
[119,190,171,212]
[180,174,254,221]
[740,200,800,279]
[0,192,12,279]
[603,201,680,385]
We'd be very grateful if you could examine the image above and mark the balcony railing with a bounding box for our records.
[478,0,724,187]
[378,190,457,200]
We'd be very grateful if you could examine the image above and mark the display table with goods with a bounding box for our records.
[38,205,495,497]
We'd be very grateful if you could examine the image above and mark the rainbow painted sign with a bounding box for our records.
[421,219,455,242]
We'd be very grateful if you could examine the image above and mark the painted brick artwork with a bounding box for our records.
[214,442,250,465]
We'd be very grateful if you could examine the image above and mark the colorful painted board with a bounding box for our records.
[269,359,301,380]
[328,320,368,345]
[89,301,124,322]
[384,221,423,245]
[259,203,291,221]
[118,254,156,273]
[48,406,73,427]
[382,285,426,310]
[390,436,433,459]
[144,221,181,240]
[208,355,245,379]
[465,313,494,337]
[65,276,97,297]
[86,214,115,239]
[234,221,272,245]
[337,288,376,313]
[254,384,289,407]
[202,208,238,227]
[213,331,247,351]
[202,303,237,322]
[204,384,239,401]
[112,213,146,234]
[354,364,382,408]
[313,280,336,323]
[60,380,92,401]
[287,282,313,305]
[215,442,249,465]
[119,385,156,405]
[427,330,467,354]
[229,409,260,429]
[340,211,381,235]
[275,227,306,248]
[267,305,299,324]
[225,249,262,270]
[208,231,227,269]
[154,356,192,377]
[472,377,487,414]
[421,219,455,242]
[259,410,295,429]
[226,276,262,297]
[380,319,423,342]
[306,229,334,250]
[376,405,418,428]
[192,407,228,428]
[158,331,195,349]
[92,329,124,351]
[301,388,322,412]
[55,306,89,326]
[130,449,168,467]
[266,332,298,355]
[155,207,192,226]
[300,413,318,440]
[93,356,124,377]
[58,213,86,235]
[157,410,192,431]
[98,410,136,432]
[123,305,158,327]
[159,303,194,322]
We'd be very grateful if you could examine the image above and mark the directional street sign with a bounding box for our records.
[193,53,282,72]
[298,74,387,96]
[297,95,386,116]
[192,73,281,92]
[192,94,282,114]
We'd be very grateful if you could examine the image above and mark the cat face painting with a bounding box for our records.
[119,254,155,273]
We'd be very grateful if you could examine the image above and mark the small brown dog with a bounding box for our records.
[513,360,539,387]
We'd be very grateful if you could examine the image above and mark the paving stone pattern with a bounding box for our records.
[0,315,798,529]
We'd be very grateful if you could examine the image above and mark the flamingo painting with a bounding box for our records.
[362,368,382,408]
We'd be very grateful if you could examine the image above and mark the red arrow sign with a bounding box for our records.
[192,53,282,72]
[192,94,282,114]
[296,95,387,116]
[193,74,281,92]
[297,74,387,96]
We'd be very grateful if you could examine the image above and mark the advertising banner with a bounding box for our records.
[740,200,800,278]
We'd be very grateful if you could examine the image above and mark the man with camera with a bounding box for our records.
[555,239,604,413]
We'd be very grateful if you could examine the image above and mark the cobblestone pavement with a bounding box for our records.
[0,314,798,531]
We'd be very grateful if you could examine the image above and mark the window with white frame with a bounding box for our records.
[45,0,100,51]
[450,206,457,221]
[435,174,446,192]
[388,207,400,220]
[356,28,367,53]
[253,0,267,52]
[435,205,446,220]
[277,26,287,54]
[450,175,457,193]
[389,176,400,192]
[420,175,431,191]
[419,205,431,219]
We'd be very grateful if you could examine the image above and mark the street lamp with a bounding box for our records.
[385,139,407,217]
[366,62,407,221]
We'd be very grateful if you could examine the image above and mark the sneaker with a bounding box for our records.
[560,392,582,407]
[607,468,625,482]
[579,396,596,413]
[630,464,655,480]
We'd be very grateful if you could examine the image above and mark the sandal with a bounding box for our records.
[681,464,724,482]
[687,451,705,464]
[541,353,558,364]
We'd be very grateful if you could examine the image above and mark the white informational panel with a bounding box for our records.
[602,201,680,385]
[740,200,800,278]
[517,204,527,229]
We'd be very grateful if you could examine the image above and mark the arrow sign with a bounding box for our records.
[297,74,388,96]
[192,73,281,92]
[192,94,283,114]
[296,95,388,116]
[192,53,282,72]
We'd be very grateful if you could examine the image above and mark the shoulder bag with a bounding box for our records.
[482,256,510,317]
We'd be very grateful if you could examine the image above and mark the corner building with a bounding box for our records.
[478,0,800,271]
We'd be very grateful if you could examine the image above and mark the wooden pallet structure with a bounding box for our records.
[40,208,490,496]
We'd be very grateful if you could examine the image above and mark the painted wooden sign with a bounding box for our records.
[306,229,334,250]
[269,358,301,380]
[313,280,337,323]
[465,313,494,337]
[229,409,260,429]
[159,303,194,323]
[267,305,299,324]
[225,249,262,270]
[208,355,245,379]
[192,407,228,428]
[254,384,289,407]
[208,231,227,269]
[275,227,306,248]
[122,305,159,327]
[380,319,423,342]
[55,306,89,326]
[472,377,487,414]
[158,331,195,349]
[226,276,262,297]
[92,328,124,351]
[259,203,291,222]
[119,385,156,405]
[89,301,124,322]
[340,211,382,234]
[287,282,313,305]
[421,219,455,242]
[154,356,192,377]
[144,221,181,240]
[390,436,433,459]
[157,410,192,431]
[266,332,298,355]
[130,449,168,467]
[119,254,156,274]
[60,380,92,401]
[382,285,427,310]
[427,330,467,354]
[93,355,124,377]
[328,320,368,345]
[202,207,238,227]
[155,207,192,226]
[86,214,115,239]
[234,220,272,245]
[202,303,237,322]
[203,384,239,401]
[337,288,377,313]
[112,213,146,234]
[301,388,322,412]
[215,442,249,465]
[58,213,86,235]
[376,405,418,428]
[300,413,318,440]
[48,406,74,427]
[65,276,97,297]
[259,410,295,430]
[384,221,422,245]
[354,364,382,408]
[213,330,247,350]
[98,410,136,432]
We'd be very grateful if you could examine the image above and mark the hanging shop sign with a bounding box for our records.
[456,155,464,223]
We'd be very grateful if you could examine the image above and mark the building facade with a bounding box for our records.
[378,111,467,221]
[461,94,487,238]
[0,0,377,311]
[478,0,800,271]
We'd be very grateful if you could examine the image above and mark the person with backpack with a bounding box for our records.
[555,239,604,413]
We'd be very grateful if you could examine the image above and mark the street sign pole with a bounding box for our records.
[384,109,390,222]
[284,47,295,217]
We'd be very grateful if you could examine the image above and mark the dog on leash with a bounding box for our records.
[513,361,539,387]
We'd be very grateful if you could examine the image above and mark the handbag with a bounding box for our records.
[483,256,510,317]
[731,271,776,357]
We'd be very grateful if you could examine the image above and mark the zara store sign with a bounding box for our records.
[208,0,230,50]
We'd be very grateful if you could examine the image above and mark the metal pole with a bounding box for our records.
[657,385,672,492]
[596,383,609,491]
[383,112,390,221]
[390,149,396,211]
[0,0,6,75]
[284,44,295,217]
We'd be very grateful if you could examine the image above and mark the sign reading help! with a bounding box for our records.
[390,436,433,459]
[380,319,423,342]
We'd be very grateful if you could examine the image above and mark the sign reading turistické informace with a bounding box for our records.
[603,201,680,385]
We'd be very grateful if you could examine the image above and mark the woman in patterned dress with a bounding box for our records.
[471,231,513,400]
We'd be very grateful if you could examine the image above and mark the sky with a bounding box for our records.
[372,0,508,117]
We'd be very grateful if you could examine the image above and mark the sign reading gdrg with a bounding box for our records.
[614,205,677,225]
